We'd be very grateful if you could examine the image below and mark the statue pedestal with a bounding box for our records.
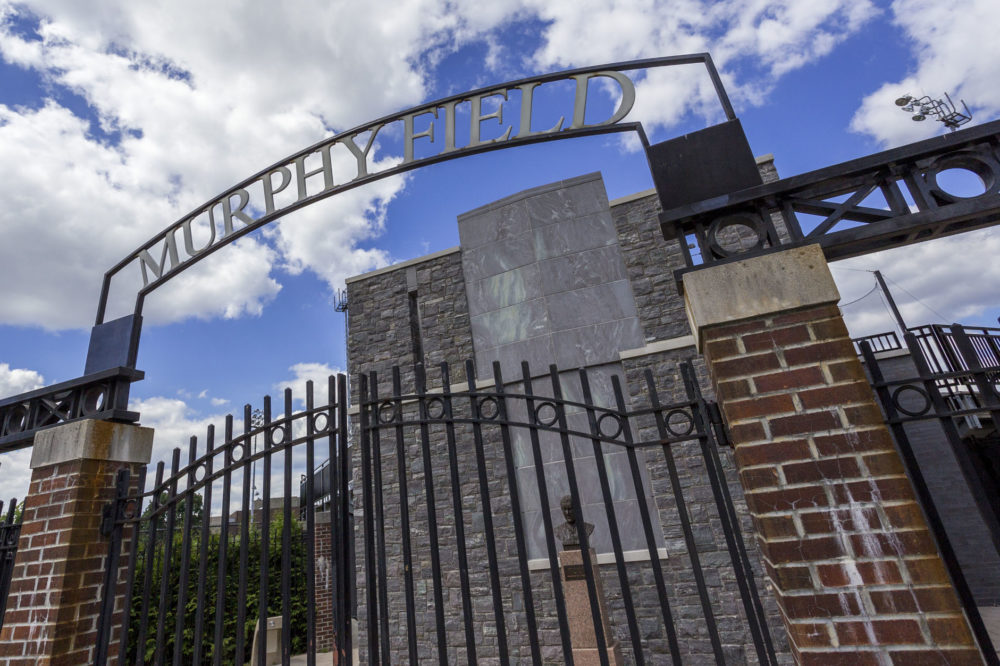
[558,547,624,665]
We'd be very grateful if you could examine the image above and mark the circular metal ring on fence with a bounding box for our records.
[891,385,932,417]
[534,401,559,427]
[123,499,139,520]
[706,211,767,259]
[426,397,445,420]
[81,385,108,415]
[377,400,399,424]
[193,463,207,483]
[231,442,247,462]
[597,412,623,440]
[270,425,286,445]
[477,396,500,420]
[311,413,329,433]
[665,409,695,437]
[3,405,28,434]
[925,151,997,203]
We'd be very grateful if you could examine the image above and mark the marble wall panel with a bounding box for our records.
[545,280,639,332]
[532,209,617,259]
[465,264,542,316]
[470,297,550,350]
[537,244,629,293]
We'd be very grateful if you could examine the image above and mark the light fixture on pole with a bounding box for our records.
[894,93,972,131]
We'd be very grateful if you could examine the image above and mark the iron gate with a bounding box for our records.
[355,359,779,665]
[861,324,1000,660]
[97,376,353,665]
[94,359,780,664]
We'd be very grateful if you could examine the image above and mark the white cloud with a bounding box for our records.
[833,227,1000,338]
[210,397,229,407]
[0,363,45,396]
[851,0,1000,146]
[0,0,891,332]
[273,362,344,408]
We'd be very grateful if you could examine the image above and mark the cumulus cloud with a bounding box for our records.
[0,0,890,332]
[833,227,1000,337]
[273,362,344,408]
[0,363,44,396]
[851,0,1000,146]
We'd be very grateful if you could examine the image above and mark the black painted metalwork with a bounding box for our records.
[852,331,902,354]
[0,499,22,633]
[96,375,351,665]
[862,327,1000,664]
[662,118,1000,272]
[356,359,777,665]
[0,366,143,453]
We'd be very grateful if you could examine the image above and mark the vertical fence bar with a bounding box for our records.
[304,381,317,665]
[578,369,643,664]
[116,466,147,665]
[281,389,293,664]
[235,407,253,665]
[358,373,380,665]
[491,362,541,664]
[391,367,419,663]
[171,437,198,666]
[134,461,164,664]
[0,499,20,633]
[336,373,353,662]
[193,426,214,665]
[368,371,392,663]
[214,416,235,666]
[520,361,574,664]
[258,395,273,666]
[154,448,181,665]
[641,369,705,663]
[681,363,778,665]
[465,359,510,665]
[414,364,448,664]
[440,363,478,664]
[608,374,682,665]
[548,365,610,666]
[94,468,130,666]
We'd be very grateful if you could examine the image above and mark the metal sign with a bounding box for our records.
[94,54,735,325]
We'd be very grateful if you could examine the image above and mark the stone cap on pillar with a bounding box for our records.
[30,419,154,469]
[682,244,840,351]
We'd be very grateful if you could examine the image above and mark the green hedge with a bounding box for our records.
[126,511,309,665]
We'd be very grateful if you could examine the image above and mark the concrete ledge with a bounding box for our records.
[682,244,839,350]
[618,335,696,360]
[31,419,154,468]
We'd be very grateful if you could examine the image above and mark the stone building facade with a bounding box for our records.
[345,162,793,663]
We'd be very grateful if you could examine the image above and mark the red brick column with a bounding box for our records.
[684,245,985,664]
[0,420,152,666]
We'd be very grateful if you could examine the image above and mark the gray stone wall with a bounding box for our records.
[344,168,793,664]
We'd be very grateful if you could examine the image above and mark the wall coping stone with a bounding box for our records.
[682,244,840,350]
[30,418,153,468]
[345,246,461,283]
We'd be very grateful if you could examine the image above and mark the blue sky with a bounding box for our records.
[1,0,999,497]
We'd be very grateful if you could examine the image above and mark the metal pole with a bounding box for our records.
[874,270,908,331]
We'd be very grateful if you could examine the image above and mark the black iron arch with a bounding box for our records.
[94,54,735,327]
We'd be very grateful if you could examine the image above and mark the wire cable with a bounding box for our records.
[838,277,879,308]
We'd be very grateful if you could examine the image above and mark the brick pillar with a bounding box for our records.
[0,420,152,666]
[684,245,985,664]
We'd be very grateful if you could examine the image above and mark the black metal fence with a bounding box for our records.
[356,359,778,665]
[0,499,21,633]
[97,376,352,665]
[862,326,1000,664]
